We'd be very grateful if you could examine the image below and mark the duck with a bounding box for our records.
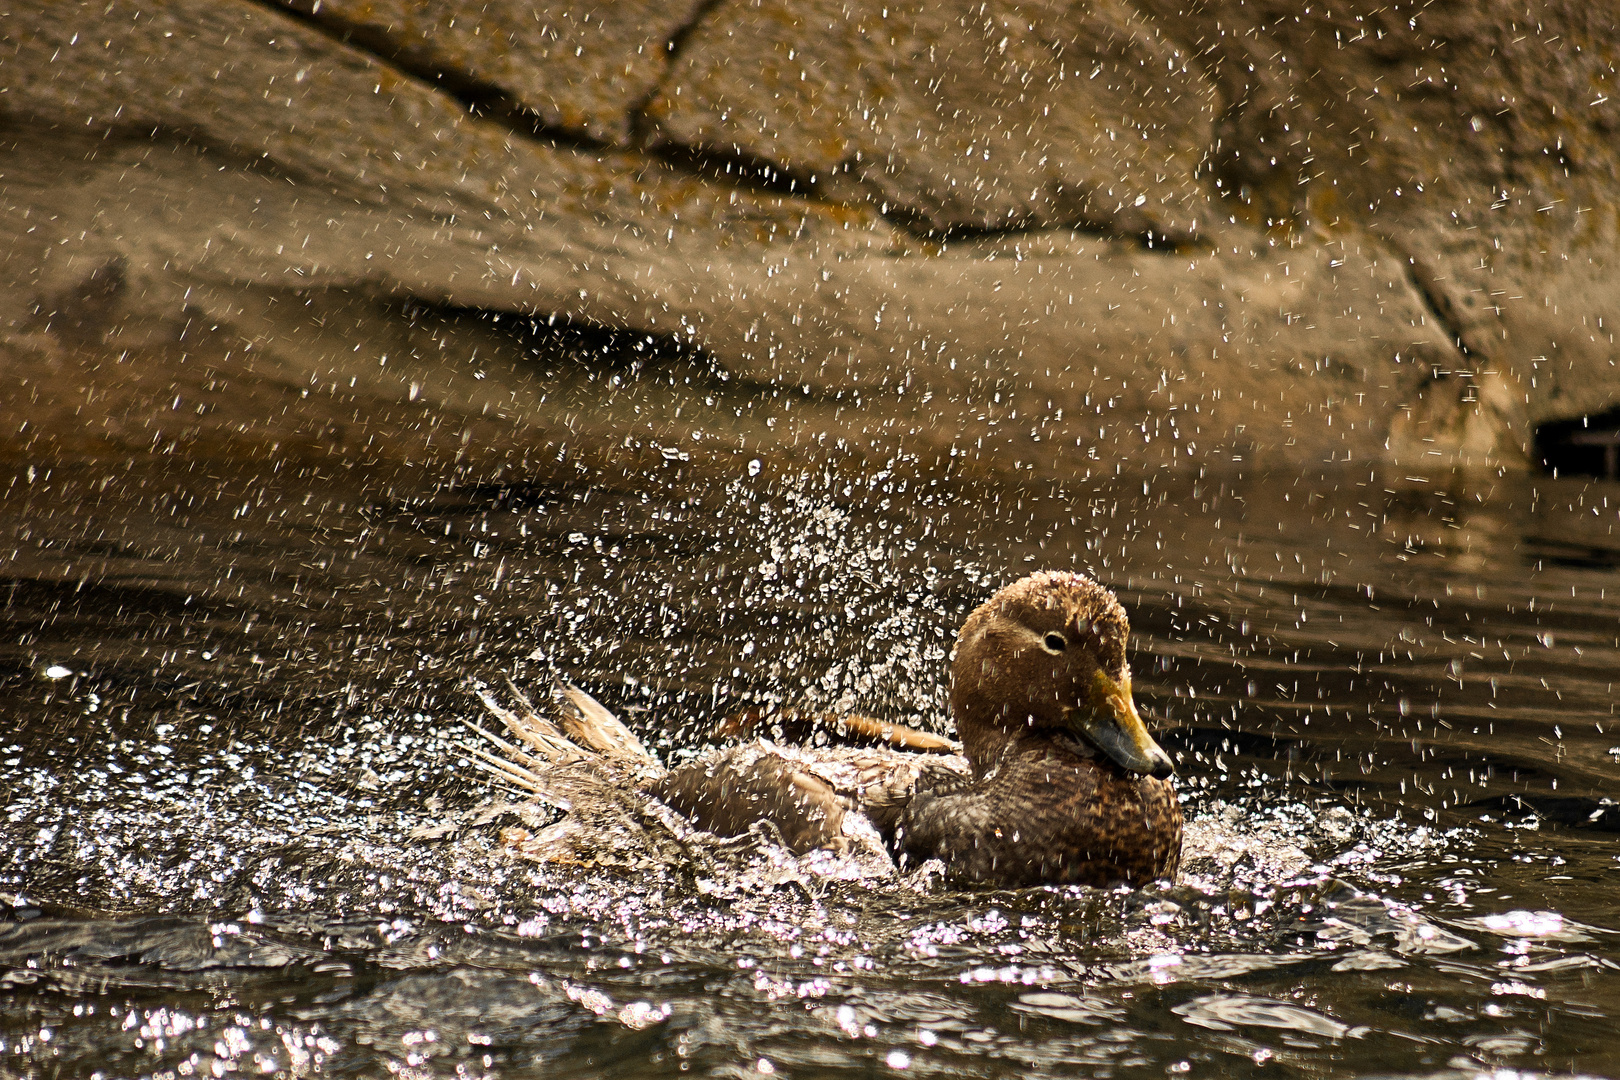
[467,571,1182,888]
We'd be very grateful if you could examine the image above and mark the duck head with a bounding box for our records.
[950,571,1175,779]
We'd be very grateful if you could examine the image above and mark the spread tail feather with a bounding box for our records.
[463,676,660,802]
[551,680,657,766]
[464,675,713,869]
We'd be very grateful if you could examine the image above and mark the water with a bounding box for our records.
[4,359,1620,1077]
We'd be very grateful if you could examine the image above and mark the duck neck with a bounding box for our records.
[950,693,1030,778]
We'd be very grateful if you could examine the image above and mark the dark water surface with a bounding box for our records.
[4,408,1620,1077]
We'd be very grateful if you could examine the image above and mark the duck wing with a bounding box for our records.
[650,745,852,854]
[650,741,972,855]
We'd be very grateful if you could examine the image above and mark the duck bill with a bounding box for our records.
[1068,672,1176,779]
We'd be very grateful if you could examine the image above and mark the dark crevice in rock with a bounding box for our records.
[625,0,864,206]
[1379,236,1483,361]
[624,0,729,141]
[666,0,729,62]
[260,0,613,157]
[414,302,722,379]
[914,215,1199,252]
[27,257,128,343]
[648,143,831,202]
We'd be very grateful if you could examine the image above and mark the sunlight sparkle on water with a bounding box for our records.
[1480,910,1567,937]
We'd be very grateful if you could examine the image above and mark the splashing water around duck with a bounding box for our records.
[472,572,1182,889]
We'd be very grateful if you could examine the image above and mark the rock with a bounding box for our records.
[270,0,714,146]
[3,0,1617,471]
[645,0,1215,238]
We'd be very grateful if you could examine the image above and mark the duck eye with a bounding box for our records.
[1043,632,1067,652]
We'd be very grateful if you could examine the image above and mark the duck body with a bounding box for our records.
[474,571,1183,889]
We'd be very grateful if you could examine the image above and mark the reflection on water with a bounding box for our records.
[3,420,1620,1076]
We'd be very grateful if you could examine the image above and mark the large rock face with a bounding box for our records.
[3,0,1616,471]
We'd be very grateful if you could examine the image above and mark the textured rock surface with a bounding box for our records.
[3,0,1617,471]
[645,0,1216,238]
[269,0,714,146]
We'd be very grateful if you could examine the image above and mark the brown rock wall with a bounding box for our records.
[1,1,895,334]
[3,0,1617,471]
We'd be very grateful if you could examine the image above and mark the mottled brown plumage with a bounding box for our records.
[472,571,1183,888]
[650,747,850,855]
[888,570,1183,886]
[891,731,1183,887]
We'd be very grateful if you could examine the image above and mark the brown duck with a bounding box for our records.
[470,571,1182,888]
